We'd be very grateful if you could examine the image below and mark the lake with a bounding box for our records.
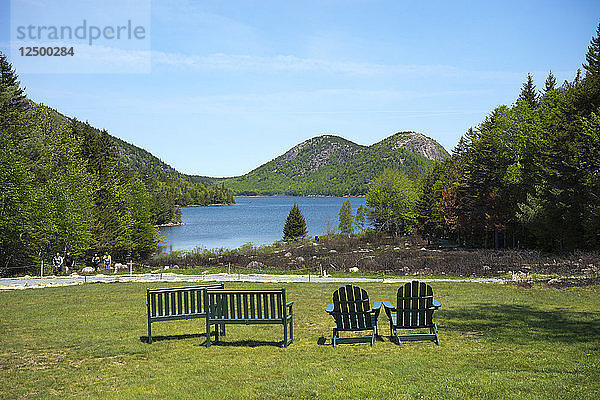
[159,196,367,251]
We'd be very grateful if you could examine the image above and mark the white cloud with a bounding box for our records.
[149,50,575,83]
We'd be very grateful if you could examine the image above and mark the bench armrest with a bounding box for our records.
[325,303,334,313]
[432,299,441,308]
[286,301,294,310]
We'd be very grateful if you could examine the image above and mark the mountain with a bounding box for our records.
[110,134,234,209]
[194,131,448,196]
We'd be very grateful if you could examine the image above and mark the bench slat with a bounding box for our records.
[151,293,157,317]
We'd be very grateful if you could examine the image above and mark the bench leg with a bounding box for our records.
[289,315,293,346]
[282,315,293,347]
[206,318,211,347]
[148,319,152,344]
[332,328,338,347]
[220,323,226,337]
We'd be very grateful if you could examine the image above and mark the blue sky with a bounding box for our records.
[1,0,599,176]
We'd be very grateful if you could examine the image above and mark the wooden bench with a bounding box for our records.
[146,283,224,344]
[204,288,293,347]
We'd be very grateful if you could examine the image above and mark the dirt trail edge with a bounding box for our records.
[0,273,506,290]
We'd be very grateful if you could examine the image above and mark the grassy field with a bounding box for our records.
[0,281,598,399]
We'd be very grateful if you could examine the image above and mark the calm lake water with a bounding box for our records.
[159,196,367,251]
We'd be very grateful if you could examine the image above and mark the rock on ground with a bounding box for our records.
[247,261,266,269]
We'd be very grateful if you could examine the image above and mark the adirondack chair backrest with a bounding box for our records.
[331,285,373,330]
[396,281,435,328]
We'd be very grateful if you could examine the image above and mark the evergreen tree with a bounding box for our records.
[0,52,27,135]
[0,52,26,103]
[354,204,366,233]
[517,73,539,108]
[338,199,353,235]
[575,68,582,85]
[583,20,600,77]
[283,203,307,241]
[544,71,556,93]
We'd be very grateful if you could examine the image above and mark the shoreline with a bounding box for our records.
[175,203,235,207]
[232,195,366,198]
[154,222,187,228]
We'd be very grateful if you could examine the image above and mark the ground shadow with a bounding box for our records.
[200,339,285,348]
[140,332,208,343]
[440,303,600,344]
[316,335,385,346]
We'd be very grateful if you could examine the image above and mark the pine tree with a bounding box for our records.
[575,68,582,85]
[338,199,353,235]
[0,52,24,93]
[583,20,600,77]
[0,52,27,133]
[283,203,307,241]
[544,71,556,93]
[517,73,539,109]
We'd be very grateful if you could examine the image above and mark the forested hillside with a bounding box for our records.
[0,52,233,270]
[112,136,234,208]
[417,24,600,252]
[196,132,447,195]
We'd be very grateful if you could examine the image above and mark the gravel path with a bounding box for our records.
[0,273,506,290]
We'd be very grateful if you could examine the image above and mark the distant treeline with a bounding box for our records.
[417,24,600,252]
[0,52,233,269]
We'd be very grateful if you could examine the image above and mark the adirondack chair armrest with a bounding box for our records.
[372,301,383,319]
[381,300,395,318]
[286,301,294,311]
[381,300,394,309]
[325,303,334,314]
[432,299,441,308]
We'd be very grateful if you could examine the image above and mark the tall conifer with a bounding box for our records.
[517,73,539,109]
[283,203,307,240]
[544,71,556,93]
[583,20,600,77]
[338,199,353,235]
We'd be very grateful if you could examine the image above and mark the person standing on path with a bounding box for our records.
[52,253,63,275]
[92,253,100,271]
[64,252,75,274]
[102,252,112,272]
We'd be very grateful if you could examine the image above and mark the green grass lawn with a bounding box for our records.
[0,281,598,399]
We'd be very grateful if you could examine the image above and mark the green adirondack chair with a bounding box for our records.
[382,281,441,345]
[325,284,382,347]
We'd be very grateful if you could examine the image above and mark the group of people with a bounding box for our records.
[51,252,75,275]
[51,251,113,275]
